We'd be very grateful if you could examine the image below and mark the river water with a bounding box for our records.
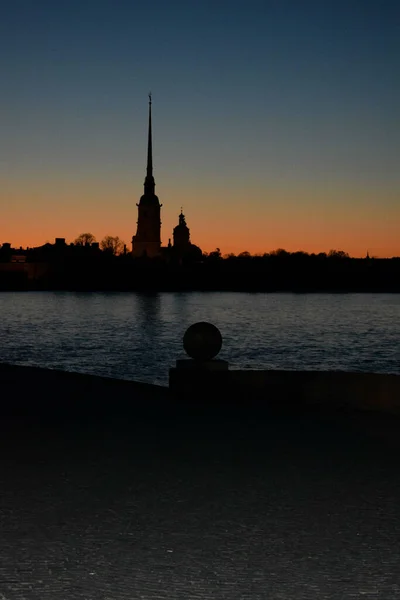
[0,291,398,385]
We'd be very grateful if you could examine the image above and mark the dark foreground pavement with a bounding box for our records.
[1,364,400,599]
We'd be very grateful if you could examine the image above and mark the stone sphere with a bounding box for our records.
[183,322,222,361]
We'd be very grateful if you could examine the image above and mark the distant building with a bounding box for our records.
[173,210,190,251]
[131,96,202,262]
[0,243,12,261]
[167,210,202,264]
[131,94,162,258]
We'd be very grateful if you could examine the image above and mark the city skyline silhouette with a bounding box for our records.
[1,0,399,257]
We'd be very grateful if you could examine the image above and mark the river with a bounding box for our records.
[0,291,399,385]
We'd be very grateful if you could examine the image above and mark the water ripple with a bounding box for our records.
[0,291,399,385]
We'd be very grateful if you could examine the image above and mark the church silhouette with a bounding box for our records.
[132,95,202,263]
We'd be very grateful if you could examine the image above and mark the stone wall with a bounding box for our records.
[169,368,400,415]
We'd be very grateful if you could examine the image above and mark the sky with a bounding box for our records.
[1,0,399,257]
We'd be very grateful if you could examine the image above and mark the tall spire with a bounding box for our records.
[144,92,155,195]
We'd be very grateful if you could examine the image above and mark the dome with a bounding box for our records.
[173,223,188,232]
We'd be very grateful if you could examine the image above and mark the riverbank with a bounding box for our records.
[0,361,169,419]
[1,363,400,599]
[1,252,400,293]
[1,361,400,443]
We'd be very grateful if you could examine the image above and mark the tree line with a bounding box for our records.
[206,248,354,260]
[75,235,355,260]
[73,235,393,261]
[74,233,126,255]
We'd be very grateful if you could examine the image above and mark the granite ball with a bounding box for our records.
[183,322,222,361]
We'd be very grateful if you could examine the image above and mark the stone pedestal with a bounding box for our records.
[169,322,229,404]
[169,359,229,402]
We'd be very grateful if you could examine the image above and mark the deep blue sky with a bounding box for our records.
[1,0,399,255]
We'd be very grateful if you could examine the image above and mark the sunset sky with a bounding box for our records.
[1,0,399,257]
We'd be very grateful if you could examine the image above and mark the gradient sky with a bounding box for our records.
[1,0,399,256]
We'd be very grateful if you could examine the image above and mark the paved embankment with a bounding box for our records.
[0,363,400,599]
[0,362,170,418]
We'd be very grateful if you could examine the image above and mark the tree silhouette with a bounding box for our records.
[74,233,96,246]
[208,248,222,260]
[268,248,289,258]
[100,236,125,255]
[328,249,350,259]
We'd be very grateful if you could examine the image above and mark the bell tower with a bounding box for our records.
[173,209,191,250]
[132,94,162,258]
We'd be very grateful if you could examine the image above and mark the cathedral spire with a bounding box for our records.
[144,93,155,195]
[132,93,161,258]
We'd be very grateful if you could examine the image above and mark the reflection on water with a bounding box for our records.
[0,291,399,385]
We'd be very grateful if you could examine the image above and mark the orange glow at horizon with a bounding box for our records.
[2,189,399,259]
[2,0,399,260]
